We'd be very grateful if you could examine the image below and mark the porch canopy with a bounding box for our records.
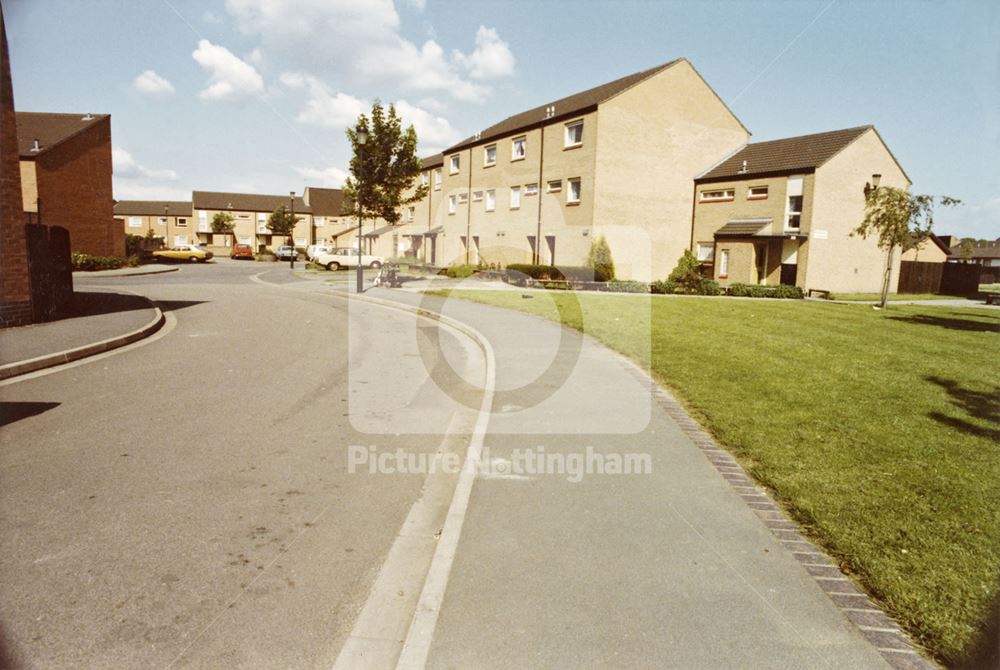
[405,225,444,238]
[714,218,801,239]
[362,224,396,238]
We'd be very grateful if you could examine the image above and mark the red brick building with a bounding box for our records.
[0,9,33,327]
[16,111,123,257]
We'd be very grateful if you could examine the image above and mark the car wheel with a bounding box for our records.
[326,262,341,271]
[190,256,199,262]
[369,261,382,269]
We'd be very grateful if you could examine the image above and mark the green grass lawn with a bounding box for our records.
[831,292,957,301]
[437,290,1000,666]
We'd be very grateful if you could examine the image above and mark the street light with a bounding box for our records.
[163,205,169,246]
[355,124,368,293]
[289,191,296,269]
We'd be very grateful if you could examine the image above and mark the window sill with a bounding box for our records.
[719,274,728,279]
[747,195,768,200]
[511,156,525,163]
[563,143,583,151]
[510,206,520,211]
[699,198,734,204]
[566,201,580,207]
[483,163,495,169]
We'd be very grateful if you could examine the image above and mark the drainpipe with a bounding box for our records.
[465,148,473,264]
[535,125,545,264]
[426,169,432,264]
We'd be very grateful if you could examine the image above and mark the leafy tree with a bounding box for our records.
[342,101,427,227]
[267,205,300,246]
[586,235,615,281]
[211,211,236,245]
[960,239,975,261]
[852,186,960,308]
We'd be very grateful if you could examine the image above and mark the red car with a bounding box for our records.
[230,243,254,260]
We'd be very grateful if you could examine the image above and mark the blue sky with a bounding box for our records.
[5,0,998,238]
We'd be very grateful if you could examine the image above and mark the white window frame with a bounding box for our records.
[472,190,483,202]
[564,120,583,148]
[457,192,469,204]
[407,207,414,222]
[748,185,769,200]
[511,136,526,161]
[128,216,142,228]
[785,175,805,230]
[720,250,730,276]
[697,243,715,262]
[547,180,562,193]
[524,183,539,196]
[510,186,521,209]
[257,213,268,233]
[485,189,496,212]
[567,178,581,204]
[198,210,207,223]
[421,172,429,187]
[699,189,735,202]
[484,144,497,166]
[434,168,442,190]
[158,216,168,226]
[449,155,460,174]
[176,217,187,227]
[448,195,457,214]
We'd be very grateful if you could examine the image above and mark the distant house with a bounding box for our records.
[900,233,951,263]
[690,126,910,293]
[948,240,1000,268]
[114,200,193,244]
[16,111,122,257]
[191,188,351,250]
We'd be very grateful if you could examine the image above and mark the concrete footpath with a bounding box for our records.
[368,288,933,670]
[0,288,163,379]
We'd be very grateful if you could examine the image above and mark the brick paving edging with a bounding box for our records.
[643,375,939,670]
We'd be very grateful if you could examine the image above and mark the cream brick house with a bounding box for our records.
[395,58,749,280]
[114,200,193,245]
[690,126,910,293]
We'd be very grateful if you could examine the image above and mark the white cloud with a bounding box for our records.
[280,73,367,128]
[132,70,175,98]
[192,39,264,101]
[935,196,1000,240]
[113,182,190,201]
[453,26,515,80]
[113,147,178,181]
[224,0,513,102]
[295,165,349,187]
[417,97,447,113]
[394,99,462,154]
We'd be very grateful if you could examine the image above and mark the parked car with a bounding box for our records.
[230,243,254,260]
[153,244,213,263]
[314,247,384,271]
[306,244,333,260]
[274,245,299,261]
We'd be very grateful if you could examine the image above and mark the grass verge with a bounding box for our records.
[436,290,1000,666]
[831,292,957,301]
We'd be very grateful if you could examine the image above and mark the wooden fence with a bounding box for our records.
[898,261,982,295]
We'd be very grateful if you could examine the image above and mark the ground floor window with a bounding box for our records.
[697,243,714,261]
[719,250,730,277]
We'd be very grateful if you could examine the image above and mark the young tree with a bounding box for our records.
[852,186,960,308]
[586,235,616,280]
[960,238,975,262]
[267,205,300,246]
[667,249,709,293]
[211,211,235,246]
[342,101,427,229]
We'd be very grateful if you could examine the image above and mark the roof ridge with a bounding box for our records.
[746,125,872,147]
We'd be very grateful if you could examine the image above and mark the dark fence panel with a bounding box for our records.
[940,262,982,295]
[898,261,943,294]
[25,223,74,322]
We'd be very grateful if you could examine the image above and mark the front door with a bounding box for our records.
[754,242,768,284]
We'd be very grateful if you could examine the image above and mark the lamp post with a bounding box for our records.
[289,191,296,269]
[355,124,368,293]
[163,205,169,246]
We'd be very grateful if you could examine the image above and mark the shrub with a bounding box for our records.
[728,283,803,299]
[701,279,722,296]
[505,264,612,283]
[667,249,707,293]
[71,253,138,271]
[772,284,805,299]
[586,235,616,281]
[444,264,477,279]
[650,279,676,294]
[605,279,649,293]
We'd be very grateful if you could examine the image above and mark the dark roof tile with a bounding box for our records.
[193,190,312,214]
[114,200,192,216]
[16,111,109,157]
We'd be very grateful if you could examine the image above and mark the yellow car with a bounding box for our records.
[153,244,214,263]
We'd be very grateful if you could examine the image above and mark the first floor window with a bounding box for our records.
[700,189,735,202]
[434,169,442,190]
[472,190,483,202]
[567,178,581,204]
[128,216,142,228]
[158,216,168,226]
[748,186,768,199]
[448,195,457,214]
[484,144,496,166]
[485,190,496,211]
[449,155,460,174]
[510,186,521,209]
[511,136,526,160]
[458,193,469,204]
[258,213,267,232]
[525,183,538,196]
[176,217,187,227]
[787,195,803,229]
[547,180,562,193]
[407,207,415,221]
[565,120,583,147]
[720,250,730,276]
[697,243,714,261]
[421,172,429,186]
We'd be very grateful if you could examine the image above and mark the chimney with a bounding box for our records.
[738,160,748,174]
[82,113,94,121]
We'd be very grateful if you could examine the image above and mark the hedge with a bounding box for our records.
[728,283,804,299]
[71,253,140,272]
[505,264,611,282]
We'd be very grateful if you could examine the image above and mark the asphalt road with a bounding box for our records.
[0,261,480,669]
[1,260,896,669]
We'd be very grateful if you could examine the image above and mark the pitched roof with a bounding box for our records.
[446,59,686,152]
[114,200,192,216]
[421,153,443,169]
[302,187,346,216]
[16,111,109,158]
[193,190,312,214]
[950,242,1000,260]
[698,126,873,181]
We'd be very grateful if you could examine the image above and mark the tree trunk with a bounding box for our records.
[879,245,896,309]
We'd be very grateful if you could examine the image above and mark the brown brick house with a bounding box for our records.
[17,111,123,257]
